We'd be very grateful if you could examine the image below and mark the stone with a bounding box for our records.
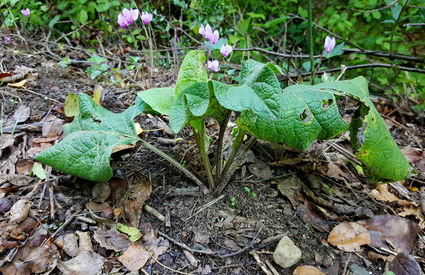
[273,236,302,268]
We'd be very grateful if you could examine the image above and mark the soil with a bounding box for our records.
[0,36,424,275]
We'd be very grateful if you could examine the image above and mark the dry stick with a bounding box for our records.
[277,63,425,81]
[220,224,265,258]
[158,231,219,256]
[139,139,207,192]
[145,248,195,275]
[250,250,273,275]
[42,209,82,245]
[184,194,225,221]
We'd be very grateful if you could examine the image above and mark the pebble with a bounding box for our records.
[273,236,302,268]
[0,198,12,214]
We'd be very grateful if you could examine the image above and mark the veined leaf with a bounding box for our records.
[214,59,409,182]
[169,82,227,133]
[137,87,176,115]
[175,50,208,96]
[35,93,144,182]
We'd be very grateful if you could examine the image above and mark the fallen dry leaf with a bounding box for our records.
[327,222,370,252]
[8,79,28,88]
[389,253,421,275]
[9,199,32,223]
[16,159,35,175]
[117,177,152,227]
[358,215,420,254]
[63,233,79,257]
[12,105,30,124]
[42,115,64,137]
[398,205,425,229]
[0,134,15,157]
[93,228,132,252]
[293,265,325,275]
[76,230,94,252]
[369,184,413,207]
[248,159,273,180]
[401,147,423,163]
[326,162,348,180]
[0,175,34,186]
[57,251,104,275]
[0,245,57,275]
[277,174,303,208]
[118,243,150,272]
[140,223,170,263]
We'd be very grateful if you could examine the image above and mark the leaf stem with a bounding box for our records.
[213,111,231,180]
[192,123,215,190]
[218,128,245,185]
[214,136,256,195]
[307,0,315,84]
[139,139,208,192]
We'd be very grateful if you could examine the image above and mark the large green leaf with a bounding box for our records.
[137,50,207,116]
[35,94,144,182]
[312,77,410,181]
[175,50,208,97]
[214,59,409,181]
[169,82,227,133]
[137,87,176,115]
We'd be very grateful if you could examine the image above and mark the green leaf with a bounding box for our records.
[137,87,176,115]
[169,82,227,133]
[238,18,251,36]
[117,223,142,242]
[313,77,410,181]
[214,60,409,182]
[88,54,107,64]
[35,94,144,182]
[32,162,46,180]
[78,10,88,24]
[175,50,208,97]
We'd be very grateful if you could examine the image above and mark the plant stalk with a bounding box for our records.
[219,128,245,184]
[213,111,232,180]
[307,0,315,84]
[214,136,256,195]
[140,139,208,192]
[192,124,215,190]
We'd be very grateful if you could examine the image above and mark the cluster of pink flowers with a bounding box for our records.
[199,24,219,45]
[198,23,234,72]
[117,8,152,29]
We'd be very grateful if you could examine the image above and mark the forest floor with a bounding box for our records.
[0,36,425,275]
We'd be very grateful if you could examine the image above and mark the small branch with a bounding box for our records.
[158,231,218,256]
[140,139,208,192]
[355,0,398,13]
[233,47,422,63]
[277,63,425,81]
[220,224,264,257]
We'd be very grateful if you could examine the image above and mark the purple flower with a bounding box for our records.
[210,30,219,44]
[199,24,205,37]
[204,24,213,41]
[21,8,30,17]
[324,36,336,54]
[208,60,219,72]
[4,36,12,43]
[141,11,153,25]
[220,44,232,57]
[117,8,139,28]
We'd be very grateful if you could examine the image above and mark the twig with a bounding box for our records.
[184,194,225,221]
[342,253,352,275]
[145,248,195,275]
[355,0,398,13]
[0,247,19,268]
[220,224,264,257]
[144,204,165,222]
[158,231,219,256]
[17,88,62,104]
[277,63,425,81]
[43,209,82,245]
[250,250,272,275]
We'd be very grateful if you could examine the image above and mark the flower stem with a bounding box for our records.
[307,0,315,84]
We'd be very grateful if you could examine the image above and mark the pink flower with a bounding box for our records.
[208,60,219,72]
[204,24,213,40]
[117,8,139,28]
[141,11,153,25]
[324,36,336,54]
[21,8,30,17]
[199,24,205,37]
[220,44,233,57]
[210,30,219,44]
[4,36,12,43]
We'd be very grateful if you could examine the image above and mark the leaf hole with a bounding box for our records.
[322,98,334,109]
[300,108,313,124]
